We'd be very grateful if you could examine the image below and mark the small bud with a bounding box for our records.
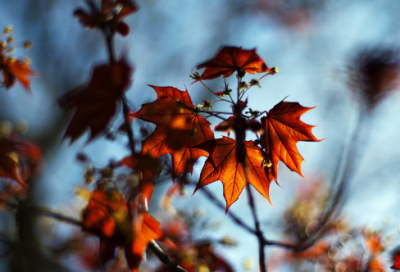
[249,79,260,87]
[189,71,201,80]
[0,40,7,49]
[211,220,222,229]
[246,108,260,118]
[23,41,33,50]
[202,99,212,111]
[193,208,205,218]
[0,121,12,136]
[6,36,15,44]
[243,257,254,271]
[8,152,18,163]
[6,46,15,54]
[197,264,210,272]
[84,164,96,184]
[76,153,88,163]
[263,158,272,168]
[3,25,12,34]
[7,57,16,63]
[22,57,32,65]
[101,167,113,178]
[237,69,246,78]
[197,103,204,109]
[16,119,29,134]
[219,235,237,246]
[239,81,248,90]
[270,67,278,75]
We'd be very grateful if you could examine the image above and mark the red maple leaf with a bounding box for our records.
[195,46,272,82]
[74,0,138,36]
[391,249,400,270]
[194,137,275,211]
[81,183,163,272]
[260,101,321,179]
[0,138,41,186]
[59,59,133,143]
[0,57,37,92]
[131,86,214,178]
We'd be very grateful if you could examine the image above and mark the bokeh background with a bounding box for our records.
[1,0,400,271]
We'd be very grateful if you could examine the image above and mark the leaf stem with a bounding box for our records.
[199,80,233,104]
[121,95,137,157]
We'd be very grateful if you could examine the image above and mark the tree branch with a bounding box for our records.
[246,183,267,272]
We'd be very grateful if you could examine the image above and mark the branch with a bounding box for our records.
[148,241,187,272]
[121,95,137,157]
[245,183,267,272]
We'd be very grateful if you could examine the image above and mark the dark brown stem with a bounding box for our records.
[148,241,187,272]
[121,95,137,157]
[245,184,267,272]
[105,32,115,63]
[199,80,233,104]
[0,199,82,226]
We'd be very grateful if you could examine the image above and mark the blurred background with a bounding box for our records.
[1,0,400,271]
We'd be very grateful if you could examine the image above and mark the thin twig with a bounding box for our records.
[246,184,267,272]
[0,199,82,226]
[148,241,187,272]
[199,80,232,103]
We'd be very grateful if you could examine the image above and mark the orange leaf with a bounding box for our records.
[81,185,164,271]
[194,137,275,211]
[195,46,271,82]
[131,86,214,178]
[260,101,321,179]
[126,213,163,272]
[59,58,133,143]
[0,138,41,186]
[2,59,37,91]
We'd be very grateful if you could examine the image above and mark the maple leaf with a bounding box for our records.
[260,101,321,179]
[81,183,163,272]
[1,59,36,91]
[349,47,400,109]
[194,137,275,211]
[131,85,214,178]
[74,0,138,36]
[59,59,133,143]
[118,154,162,180]
[391,248,400,270]
[127,213,163,272]
[195,46,272,82]
[0,138,41,186]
